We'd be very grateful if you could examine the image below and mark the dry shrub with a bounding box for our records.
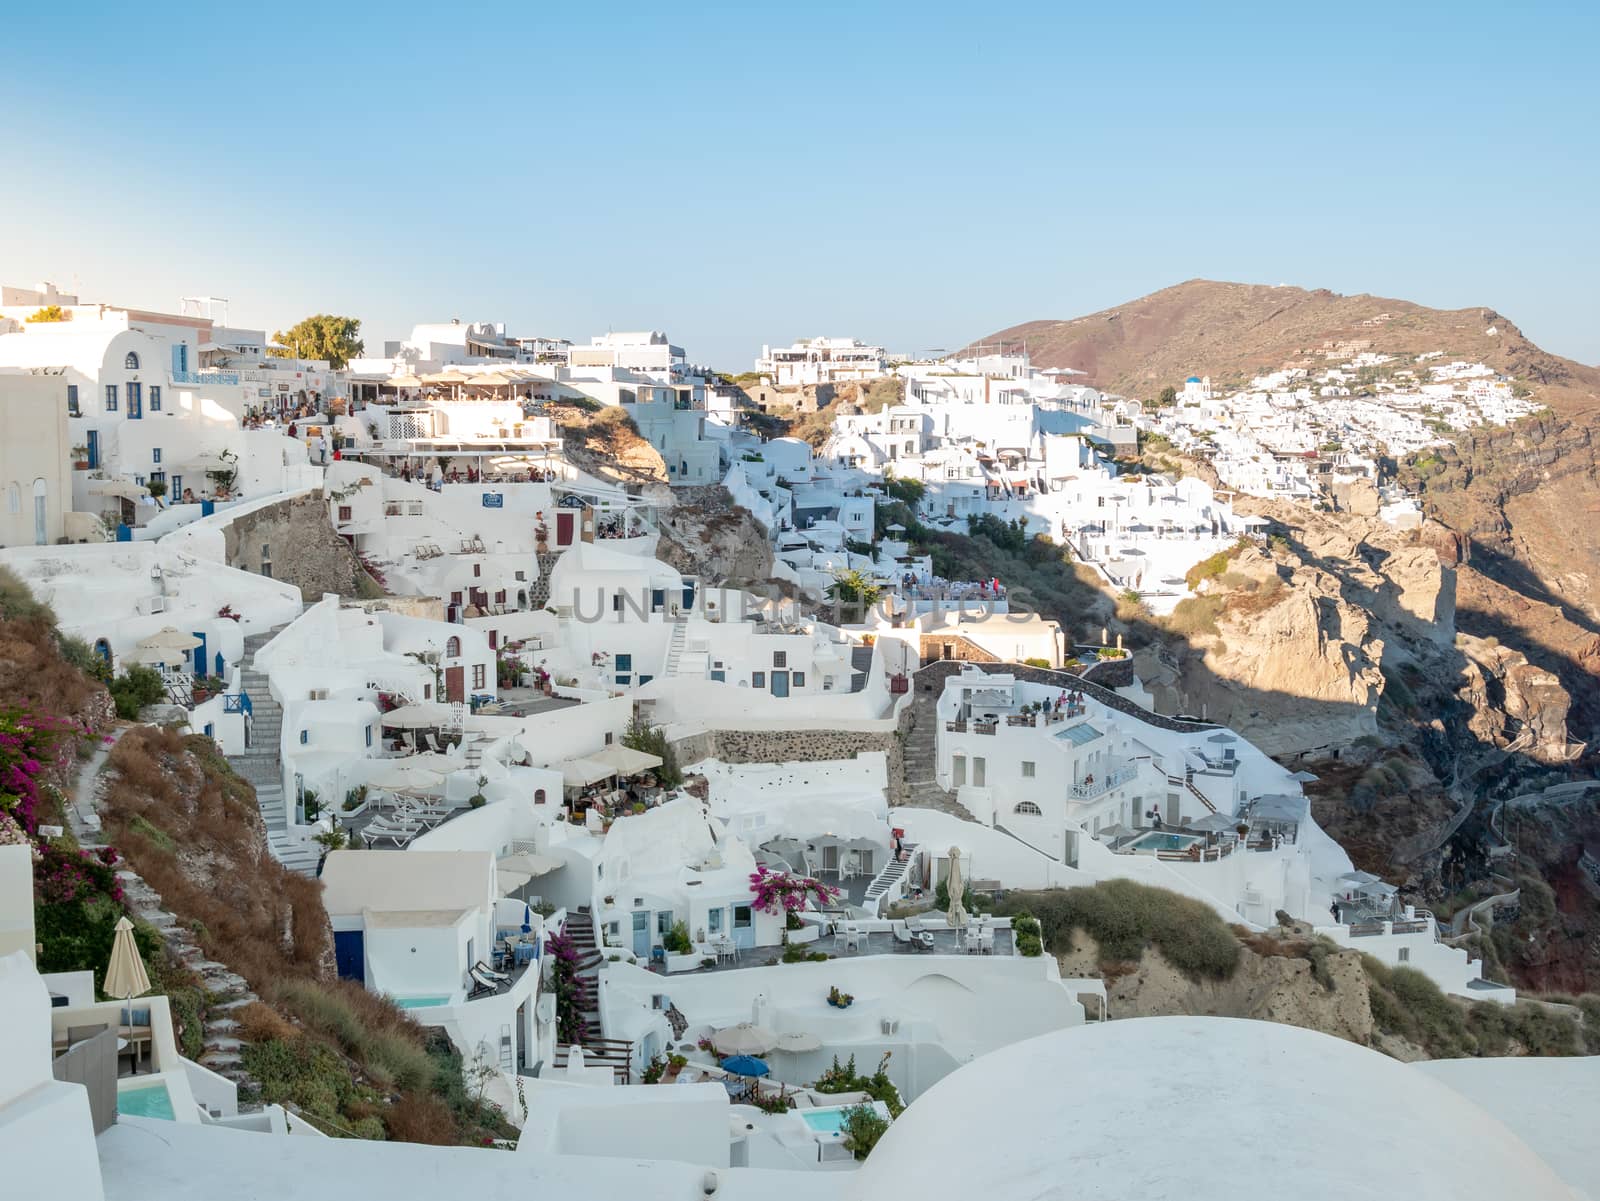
[0,615,104,721]
[237,1002,297,1044]
[383,1093,458,1145]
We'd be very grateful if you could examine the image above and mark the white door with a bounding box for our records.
[952,755,967,787]
[973,757,987,787]
[32,479,47,545]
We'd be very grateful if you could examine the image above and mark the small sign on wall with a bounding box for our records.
[482,493,504,508]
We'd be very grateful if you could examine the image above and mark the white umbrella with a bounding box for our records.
[497,851,561,877]
[496,868,533,897]
[367,761,445,791]
[381,702,453,729]
[105,916,151,1070]
[712,1023,777,1056]
[772,1030,821,1054]
[131,627,202,664]
[945,846,967,928]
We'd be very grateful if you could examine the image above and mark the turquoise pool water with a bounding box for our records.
[1128,831,1204,852]
[802,1107,853,1134]
[395,995,451,1009]
[119,1080,176,1121]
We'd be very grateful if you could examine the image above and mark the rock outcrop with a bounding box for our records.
[1057,933,1375,1046]
[655,486,776,588]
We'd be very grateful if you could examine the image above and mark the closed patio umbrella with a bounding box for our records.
[712,1023,777,1056]
[104,916,151,1071]
[945,846,967,928]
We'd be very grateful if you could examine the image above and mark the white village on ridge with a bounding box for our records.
[4,272,1590,1201]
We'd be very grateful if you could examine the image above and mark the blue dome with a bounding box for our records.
[1185,375,1201,383]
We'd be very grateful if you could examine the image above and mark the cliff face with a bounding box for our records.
[654,485,776,589]
[1057,933,1376,1046]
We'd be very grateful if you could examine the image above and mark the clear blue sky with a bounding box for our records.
[4,1,1597,369]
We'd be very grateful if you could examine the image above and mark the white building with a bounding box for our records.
[755,337,890,388]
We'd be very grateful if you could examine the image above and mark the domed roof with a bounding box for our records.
[853,1017,1576,1201]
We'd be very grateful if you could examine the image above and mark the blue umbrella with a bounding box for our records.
[720,1055,769,1077]
[521,902,532,934]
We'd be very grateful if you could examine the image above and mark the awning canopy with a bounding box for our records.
[589,744,663,776]
[87,478,150,502]
[560,756,614,787]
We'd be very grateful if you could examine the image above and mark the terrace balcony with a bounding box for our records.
[1069,765,1137,800]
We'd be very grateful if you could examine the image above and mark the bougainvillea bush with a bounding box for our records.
[749,864,840,916]
[0,706,75,835]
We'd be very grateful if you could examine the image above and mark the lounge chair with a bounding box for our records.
[469,964,504,994]
[472,960,510,984]
[891,920,934,951]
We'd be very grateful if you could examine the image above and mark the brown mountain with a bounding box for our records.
[967,278,1600,413]
[971,282,1600,730]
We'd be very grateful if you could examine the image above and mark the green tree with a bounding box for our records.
[1156,385,1178,406]
[828,568,882,607]
[26,305,67,323]
[271,314,365,368]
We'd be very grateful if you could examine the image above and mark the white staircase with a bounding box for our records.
[229,626,318,877]
[864,841,917,915]
[664,619,688,676]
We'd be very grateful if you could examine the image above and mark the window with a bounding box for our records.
[612,594,624,612]
[473,563,481,577]
[494,590,506,604]
[733,905,752,930]
[67,385,79,416]
[710,669,726,682]
[656,910,674,936]
[338,505,352,521]
[751,671,765,688]
[365,726,373,747]
[1021,761,1036,778]
[708,908,723,934]
[615,653,632,672]
[772,651,787,668]
[445,636,461,657]
[472,664,486,689]
[104,385,118,412]
[125,352,140,370]
[534,788,546,805]
[148,385,161,412]
[299,730,309,745]
[1014,801,1043,816]
[1398,947,1410,963]
[792,672,806,687]
[152,448,162,465]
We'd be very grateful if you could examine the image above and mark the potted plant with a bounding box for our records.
[469,775,489,809]
[147,480,168,506]
[827,985,854,1009]
[71,445,90,470]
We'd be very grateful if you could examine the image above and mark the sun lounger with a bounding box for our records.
[469,965,504,994]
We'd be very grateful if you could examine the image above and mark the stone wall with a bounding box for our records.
[673,712,911,805]
[919,633,1002,666]
[222,494,383,601]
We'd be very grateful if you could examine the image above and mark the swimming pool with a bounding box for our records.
[801,1103,889,1135]
[394,995,452,1009]
[1127,831,1205,853]
[119,1079,176,1121]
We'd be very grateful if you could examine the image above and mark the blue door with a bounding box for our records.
[731,904,755,950]
[682,584,695,610]
[651,588,665,612]
[631,911,651,957]
[192,632,207,677]
[86,430,99,469]
[214,651,225,677]
[333,930,365,982]
[770,671,790,698]
[127,382,142,419]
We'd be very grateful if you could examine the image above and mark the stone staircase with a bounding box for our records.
[229,626,318,877]
[553,912,633,1082]
[848,644,873,693]
[900,670,975,821]
[529,550,561,609]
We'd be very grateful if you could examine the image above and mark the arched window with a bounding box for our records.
[124,352,140,370]
[1014,801,1043,817]
[534,789,546,806]
[445,636,461,658]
